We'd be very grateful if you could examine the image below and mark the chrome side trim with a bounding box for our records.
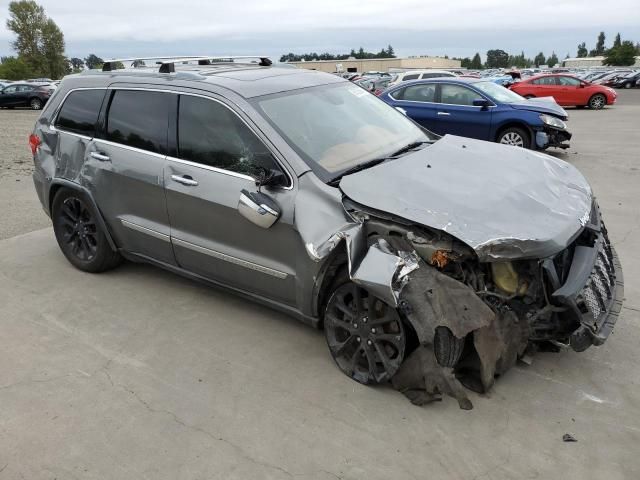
[172,237,288,279]
[50,124,92,141]
[167,156,255,182]
[93,138,167,159]
[121,219,170,242]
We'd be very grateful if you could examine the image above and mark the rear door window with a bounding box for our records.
[55,89,105,137]
[177,95,283,180]
[394,84,436,102]
[532,77,557,85]
[440,84,477,106]
[105,90,170,154]
[557,76,581,86]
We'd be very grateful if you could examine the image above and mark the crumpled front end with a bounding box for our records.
[300,187,623,410]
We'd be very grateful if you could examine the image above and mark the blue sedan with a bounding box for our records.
[379,78,571,150]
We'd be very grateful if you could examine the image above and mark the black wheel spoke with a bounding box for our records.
[325,282,406,384]
[329,335,356,357]
[373,342,393,378]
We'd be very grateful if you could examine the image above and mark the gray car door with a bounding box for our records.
[164,93,300,306]
[89,88,176,265]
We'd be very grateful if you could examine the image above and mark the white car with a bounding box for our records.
[387,69,456,87]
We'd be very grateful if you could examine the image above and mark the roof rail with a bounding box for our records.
[101,55,272,73]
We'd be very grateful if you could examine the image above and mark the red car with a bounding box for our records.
[509,74,617,110]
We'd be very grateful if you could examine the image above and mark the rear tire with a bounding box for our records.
[624,82,632,89]
[497,126,531,149]
[52,188,122,273]
[588,94,606,110]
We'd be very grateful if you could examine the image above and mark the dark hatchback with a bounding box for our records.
[380,77,571,150]
[0,82,53,110]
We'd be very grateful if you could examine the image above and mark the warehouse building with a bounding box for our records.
[286,56,461,73]
[562,56,640,68]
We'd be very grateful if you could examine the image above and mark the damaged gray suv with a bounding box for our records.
[31,56,623,408]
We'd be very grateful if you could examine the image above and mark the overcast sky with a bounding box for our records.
[1,0,639,60]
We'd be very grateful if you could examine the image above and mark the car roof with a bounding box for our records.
[525,73,578,81]
[393,77,486,87]
[73,65,344,98]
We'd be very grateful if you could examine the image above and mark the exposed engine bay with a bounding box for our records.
[317,199,623,409]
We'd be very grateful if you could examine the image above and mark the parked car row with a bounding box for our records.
[509,73,617,109]
[0,82,55,110]
[380,77,571,150]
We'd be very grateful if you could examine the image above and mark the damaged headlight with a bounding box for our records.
[539,114,567,130]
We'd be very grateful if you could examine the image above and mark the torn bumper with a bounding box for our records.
[535,127,571,150]
[547,223,624,352]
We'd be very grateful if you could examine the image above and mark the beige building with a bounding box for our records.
[562,56,640,68]
[286,56,461,73]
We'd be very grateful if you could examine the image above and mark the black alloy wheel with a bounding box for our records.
[52,189,122,272]
[30,97,43,110]
[57,196,98,261]
[324,282,406,384]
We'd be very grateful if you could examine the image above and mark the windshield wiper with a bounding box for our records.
[328,158,389,186]
[328,141,431,186]
[388,140,429,157]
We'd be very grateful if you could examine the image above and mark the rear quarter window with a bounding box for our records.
[55,89,105,137]
[402,73,420,81]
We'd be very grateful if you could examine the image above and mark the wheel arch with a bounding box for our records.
[48,179,118,252]
[494,121,534,144]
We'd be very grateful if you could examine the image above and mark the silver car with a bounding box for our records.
[30,57,623,408]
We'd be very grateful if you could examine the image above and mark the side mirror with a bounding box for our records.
[579,83,585,88]
[472,98,491,109]
[238,189,281,229]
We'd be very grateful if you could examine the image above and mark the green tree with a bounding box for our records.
[6,0,46,74]
[595,31,606,55]
[613,33,621,48]
[547,52,559,67]
[604,40,637,66]
[0,55,35,80]
[533,52,546,67]
[41,18,67,78]
[6,0,67,78]
[84,54,104,69]
[485,49,509,68]
[470,52,483,69]
[70,57,83,70]
[460,57,471,68]
[577,42,588,58]
[386,44,395,58]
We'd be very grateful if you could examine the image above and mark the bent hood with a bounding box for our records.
[339,135,592,261]
[508,97,568,119]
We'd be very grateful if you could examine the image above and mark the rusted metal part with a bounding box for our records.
[430,250,449,269]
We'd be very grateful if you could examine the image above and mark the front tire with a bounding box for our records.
[324,281,406,384]
[588,94,606,110]
[30,98,43,110]
[52,189,122,273]
[498,127,531,149]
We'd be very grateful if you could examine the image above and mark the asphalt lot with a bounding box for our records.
[1,90,639,479]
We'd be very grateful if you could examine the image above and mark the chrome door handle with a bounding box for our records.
[437,112,450,116]
[89,151,110,161]
[171,174,198,186]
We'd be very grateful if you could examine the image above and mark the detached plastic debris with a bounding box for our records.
[562,433,578,442]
